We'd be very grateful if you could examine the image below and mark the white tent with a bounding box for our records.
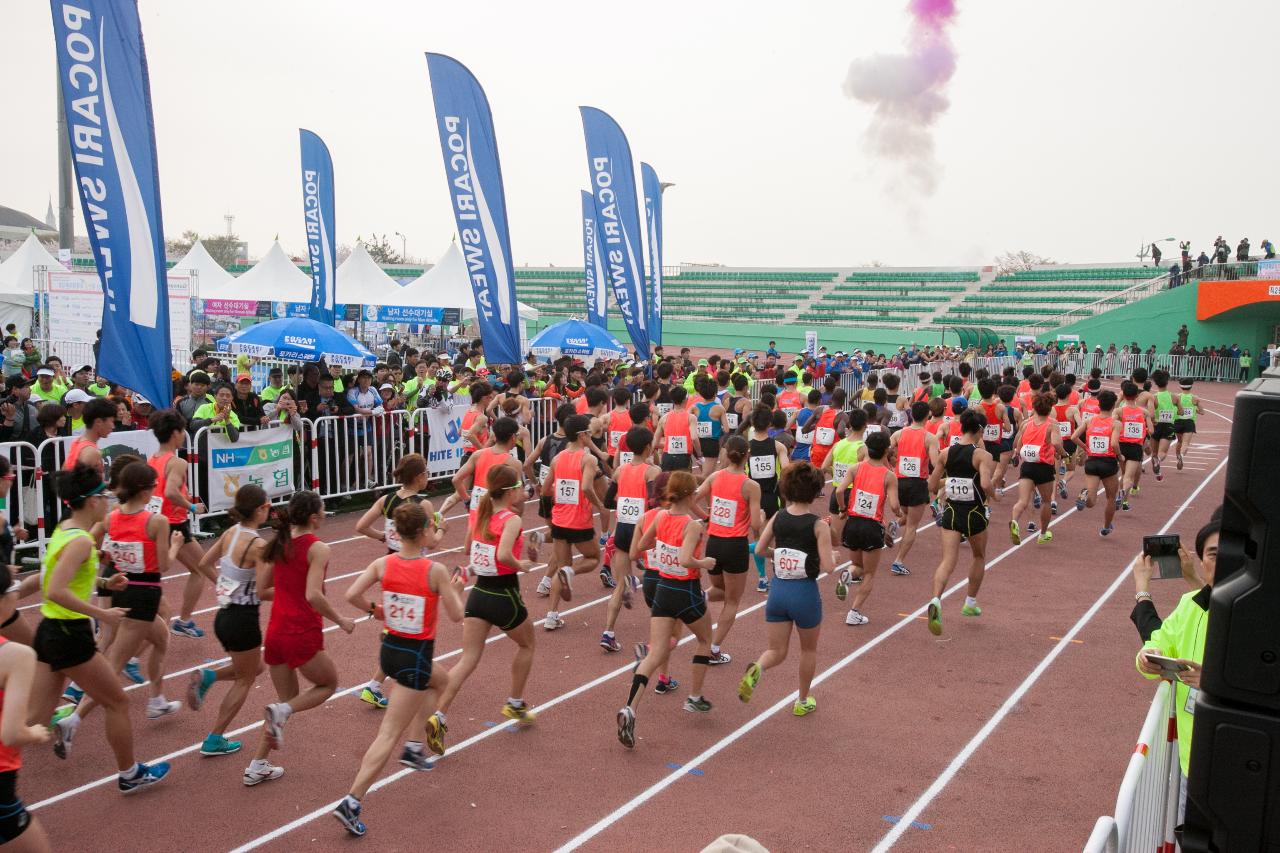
[170,240,233,297]
[201,240,311,303]
[379,242,538,321]
[0,233,58,336]
[336,243,400,306]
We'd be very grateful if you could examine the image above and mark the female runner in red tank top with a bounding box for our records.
[602,427,660,652]
[1069,388,1123,535]
[423,464,540,758]
[334,502,465,836]
[617,471,718,749]
[542,415,604,631]
[1009,393,1066,545]
[148,409,208,639]
[835,431,903,626]
[251,491,356,784]
[694,436,761,665]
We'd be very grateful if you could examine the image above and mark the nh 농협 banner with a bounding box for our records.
[582,191,607,328]
[206,428,295,512]
[300,129,337,326]
[580,107,649,360]
[425,53,523,365]
[49,0,172,408]
[425,403,470,478]
[641,163,664,346]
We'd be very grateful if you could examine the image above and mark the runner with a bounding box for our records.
[725,374,752,435]
[887,400,940,576]
[333,502,465,836]
[692,378,728,479]
[459,382,494,458]
[616,471,717,749]
[737,461,832,716]
[450,418,523,557]
[788,391,822,463]
[925,409,997,635]
[802,388,846,476]
[744,405,788,593]
[528,403,573,598]
[821,407,868,561]
[250,491,357,787]
[993,384,1021,494]
[186,484,273,757]
[1147,369,1178,481]
[28,464,171,790]
[1070,389,1122,536]
[696,436,762,666]
[1172,379,1202,470]
[148,410,209,639]
[653,387,702,473]
[542,415,604,630]
[1008,393,1066,545]
[423,465,539,757]
[1116,381,1153,513]
[601,427,659,652]
[834,431,902,626]
[1052,382,1081,507]
[61,397,115,473]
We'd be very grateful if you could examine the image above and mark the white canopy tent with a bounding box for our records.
[200,240,311,304]
[0,233,58,336]
[170,240,233,296]
[379,242,538,321]
[336,243,401,306]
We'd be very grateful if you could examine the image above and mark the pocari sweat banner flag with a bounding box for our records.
[425,53,522,365]
[50,0,171,409]
[581,190,607,328]
[580,107,649,360]
[641,162,664,346]
[299,129,336,326]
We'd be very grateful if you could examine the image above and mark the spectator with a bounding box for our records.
[190,384,241,441]
[386,338,403,369]
[1263,238,1276,260]
[1236,237,1250,262]
[1168,263,1182,289]
[1177,324,1189,348]
[1151,242,1162,266]
[1197,251,1210,268]
[0,376,38,443]
[1182,254,1193,274]
[19,339,39,377]
[1215,240,1230,265]
[1,338,22,379]
[92,328,101,365]
[1239,349,1252,380]
[176,370,214,423]
[232,373,266,426]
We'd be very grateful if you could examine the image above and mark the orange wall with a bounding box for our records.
[1197,279,1280,320]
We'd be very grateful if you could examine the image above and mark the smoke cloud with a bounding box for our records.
[843,0,958,196]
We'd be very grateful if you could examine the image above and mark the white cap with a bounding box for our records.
[63,389,93,404]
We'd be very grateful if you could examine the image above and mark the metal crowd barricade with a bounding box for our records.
[306,410,417,503]
[1083,681,1181,853]
[1,440,46,562]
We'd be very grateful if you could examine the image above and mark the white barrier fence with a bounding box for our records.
[1084,681,1181,853]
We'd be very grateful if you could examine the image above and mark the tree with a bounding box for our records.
[336,243,353,265]
[994,250,1057,276]
[165,229,201,257]
[165,229,242,267]
[361,233,403,264]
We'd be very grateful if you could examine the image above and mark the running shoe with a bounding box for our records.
[845,609,869,626]
[756,578,769,593]
[1036,530,1054,544]
[738,662,762,704]
[835,568,851,601]
[683,695,713,713]
[52,715,76,759]
[170,618,204,639]
[502,702,538,725]
[50,705,74,726]
[1050,500,1058,516]
[62,685,83,705]
[598,534,609,548]
[599,565,617,590]
[1075,490,1087,513]
[793,696,818,716]
[1122,497,1131,512]
[123,659,145,685]
[1155,471,1164,483]
[850,572,863,584]
[146,698,181,720]
[398,745,432,771]
[1176,451,1184,471]
[242,761,284,786]
[622,574,638,609]
[1058,462,1067,476]
[600,632,622,653]
[360,685,389,709]
[1132,485,1141,495]
[556,566,574,602]
[616,706,636,748]
[119,762,171,794]
[654,676,679,695]
[333,799,366,837]
[886,520,900,540]
[1009,520,1021,545]
[263,703,289,749]
[424,713,447,756]
[1100,525,1114,537]
[890,561,910,576]
[1115,491,1124,511]
[961,602,983,617]
[1032,493,1041,509]
[930,500,942,523]
[525,530,543,562]
[200,733,242,756]
[707,651,732,666]
[1152,459,1162,476]
[1027,521,1037,534]
[535,576,552,597]
[927,597,942,636]
[1057,478,1068,500]
[543,612,564,631]
[187,668,217,711]
[633,642,649,664]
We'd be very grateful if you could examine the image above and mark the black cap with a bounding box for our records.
[269,367,283,377]
[5,376,28,390]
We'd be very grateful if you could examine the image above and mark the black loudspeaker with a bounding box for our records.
[1183,372,1280,852]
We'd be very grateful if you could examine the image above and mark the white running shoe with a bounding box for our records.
[845,609,869,626]
[543,612,565,630]
[243,761,285,786]
[146,699,182,720]
[263,703,289,748]
[556,566,575,602]
[535,576,552,597]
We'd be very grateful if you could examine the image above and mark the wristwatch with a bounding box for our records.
[1134,591,1152,602]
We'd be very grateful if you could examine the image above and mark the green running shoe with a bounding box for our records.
[738,662,762,704]
[200,733,242,756]
[927,597,942,636]
[961,603,983,617]
[1037,530,1053,544]
[792,696,817,716]
[1009,520,1021,545]
[50,704,75,726]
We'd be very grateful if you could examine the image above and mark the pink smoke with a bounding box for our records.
[843,0,959,195]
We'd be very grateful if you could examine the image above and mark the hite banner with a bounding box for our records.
[50,0,172,409]
[580,107,649,360]
[425,53,522,365]
[299,129,336,326]
[581,190,607,328]
[641,163,664,347]
[425,403,470,478]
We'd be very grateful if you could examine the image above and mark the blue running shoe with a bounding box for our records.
[199,733,242,756]
[187,668,217,711]
[62,685,84,705]
[756,578,769,593]
[123,659,145,685]
[119,762,171,794]
[170,619,204,639]
[333,798,366,836]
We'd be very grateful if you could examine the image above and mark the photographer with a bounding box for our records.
[0,376,38,443]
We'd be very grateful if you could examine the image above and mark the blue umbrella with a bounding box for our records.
[217,317,376,369]
[529,319,627,365]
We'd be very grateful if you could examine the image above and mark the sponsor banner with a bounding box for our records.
[581,107,649,360]
[425,54,523,364]
[582,190,607,327]
[273,301,311,319]
[50,0,172,407]
[425,403,469,477]
[299,129,337,325]
[360,305,460,325]
[45,270,190,359]
[203,299,261,317]
[805,330,818,358]
[207,428,295,512]
[97,429,159,472]
[641,163,664,345]
[1258,259,1280,278]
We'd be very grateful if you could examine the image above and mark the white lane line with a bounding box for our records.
[869,454,1229,851]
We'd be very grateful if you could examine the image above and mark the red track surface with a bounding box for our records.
[18,384,1240,852]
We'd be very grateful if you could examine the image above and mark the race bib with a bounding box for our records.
[795,428,814,445]
[726,412,739,430]
[1020,444,1042,463]
[949,433,962,447]
[781,407,800,419]
[1123,421,1144,440]
[1057,421,1072,437]
[655,403,673,416]
[509,447,521,460]
[898,456,921,478]
[1002,422,1014,439]
[865,424,883,435]
[1157,410,1174,424]
[610,430,626,449]
[618,451,634,467]
[749,455,776,480]
[816,426,836,445]
[853,489,880,518]
[385,524,402,552]
[982,424,1000,442]
[554,478,580,505]
[617,496,644,525]
[944,476,975,502]
[469,486,488,511]
[654,539,688,578]
[773,547,808,580]
[696,420,713,438]
[667,435,688,454]
[833,462,849,483]
[470,541,498,576]
[1180,406,1196,419]
[146,496,164,515]
[103,537,145,573]
[1088,434,1109,455]
[383,591,425,634]
[710,496,738,529]
[215,575,240,607]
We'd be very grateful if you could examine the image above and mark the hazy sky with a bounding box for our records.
[3,0,1275,269]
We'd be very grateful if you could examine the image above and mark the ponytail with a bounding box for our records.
[264,490,322,563]
[475,464,520,543]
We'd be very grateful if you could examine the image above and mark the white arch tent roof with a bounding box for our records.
[336,243,400,305]
[169,240,233,296]
[374,242,538,321]
[201,240,311,303]
[0,233,58,336]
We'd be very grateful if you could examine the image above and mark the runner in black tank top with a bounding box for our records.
[747,435,780,517]
[771,511,820,580]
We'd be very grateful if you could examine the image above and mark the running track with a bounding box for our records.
[17,384,1241,851]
